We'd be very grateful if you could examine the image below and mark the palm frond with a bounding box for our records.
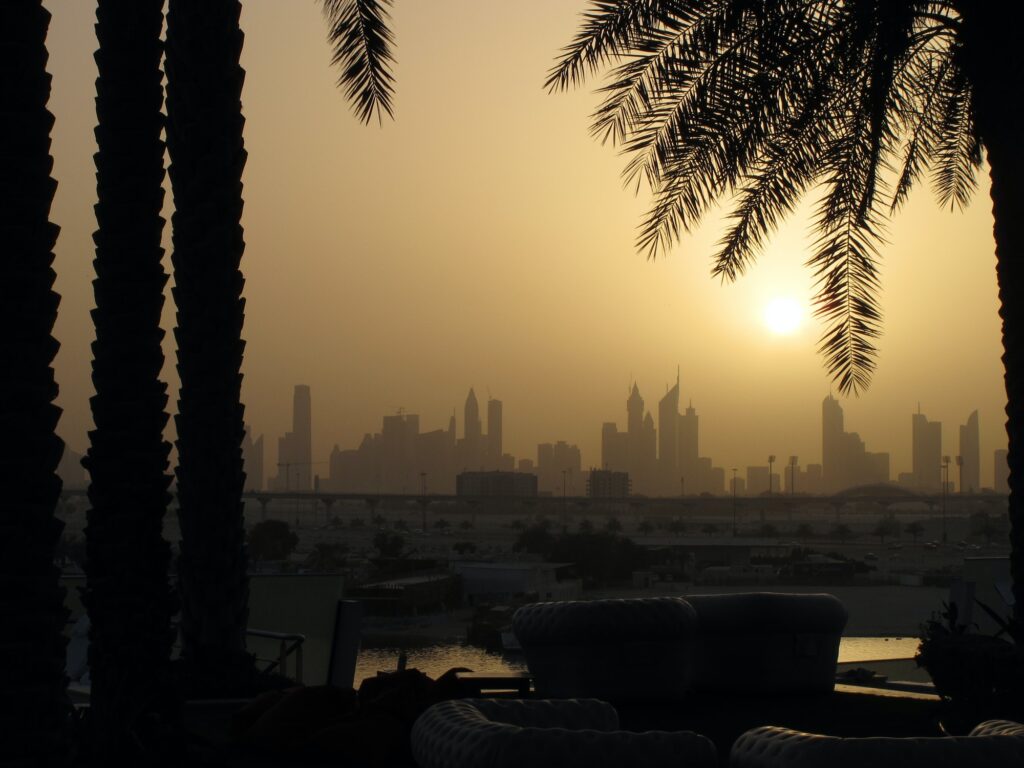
[546,0,697,93]
[322,0,395,124]
[551,0,973,395]
[931,67,981,210]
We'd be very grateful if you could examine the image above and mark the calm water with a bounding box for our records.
[355,636,920,684]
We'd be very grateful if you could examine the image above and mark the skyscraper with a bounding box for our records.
[487,397,503,468]
[274,385,312,490]
[912,409,942,491]
[821,395,844,492]
[461,388,482,469]
[678,401,699,490]
[658,373,680,492]
[958,410,980,493]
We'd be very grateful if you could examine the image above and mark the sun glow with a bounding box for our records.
[764,297,803,335]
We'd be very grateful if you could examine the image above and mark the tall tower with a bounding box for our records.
[821,395,844,492]
[292,385,312,490]
[912,409,942,491]
[487,398,503,467]
[678,401,699,489]
[958,410,980,493]
[658,372,680,492]
[626,383,645,489]
[463,388,482,468]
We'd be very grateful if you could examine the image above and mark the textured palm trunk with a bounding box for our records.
[0,2,71,763]
[164,0,252,677]
[82,0,178,756]
[959,1,1024,629]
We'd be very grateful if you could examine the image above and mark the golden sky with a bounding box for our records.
[44,0,1006,484]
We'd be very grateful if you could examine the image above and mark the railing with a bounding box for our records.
[246,628,306,683]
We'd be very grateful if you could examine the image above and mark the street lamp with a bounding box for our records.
[955,455,963,496]
[731,468,738,536]
[789,456,798,496]
[768,455,776,496]
[941,455,950,544]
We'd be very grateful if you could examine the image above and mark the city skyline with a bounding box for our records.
[238,382,1002,496]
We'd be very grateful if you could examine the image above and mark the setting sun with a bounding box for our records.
[764,297,803,335]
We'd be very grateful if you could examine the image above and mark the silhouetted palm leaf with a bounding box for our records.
[552,0,984,395]
[322,0,396,124]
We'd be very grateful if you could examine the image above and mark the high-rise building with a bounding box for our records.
[460,388,482,469]
[821,395,844,492]
[958,410,980,493]
[678,402,698,472]
[274,385,312,491]
[912,409,942,491]
[657,373,680,491]
[821,395,889,491]
[601,422,628,471]
[487,398,503,468]
[537,441,582,494]
[995,449,1009,494]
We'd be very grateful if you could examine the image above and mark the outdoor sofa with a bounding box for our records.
[411,697,718,768]
[730,719,1024,767]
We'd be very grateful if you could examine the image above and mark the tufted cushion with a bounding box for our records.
[513,597,697,645]
[686,593,847,694]
[685,593,847,635]
[513,598,698,702]
[730,722,1024,768]
[411,698,718,768]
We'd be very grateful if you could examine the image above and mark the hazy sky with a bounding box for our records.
[44,1,1006,484]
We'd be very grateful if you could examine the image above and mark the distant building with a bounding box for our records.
[456,471,537,497]
[272,385,312,491]
[537,440,582,494]
[486,398,502,469]
[912,409,942,491]
[601,422,628,472]
[995,449,1009,494]
[959,410,980,493]
[658,373,680,492]
[822,395,889,492]
[586,469,631,498]
[460,388,483,469]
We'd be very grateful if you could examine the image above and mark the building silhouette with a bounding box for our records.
[461,388,483,470]
[587,469,630,498]
[486,398,502,469]
[601,422,628,472]
[657,373,680,492]
[958,410,980,493]
[456,470,537,497]
[537,440,582,495]
[821,395,889,492]
[911,408,942,491]
[273,385,312,491]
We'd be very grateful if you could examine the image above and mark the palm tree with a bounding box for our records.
[81,0,178,755]
[548,1,1024,625]
[0,2,71,763]
[164,0,253,685]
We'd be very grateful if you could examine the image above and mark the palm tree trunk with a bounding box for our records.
[82,0,178,755]
[0,2,71,763]
[959,1,1024,629]
[164,0,252,680]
